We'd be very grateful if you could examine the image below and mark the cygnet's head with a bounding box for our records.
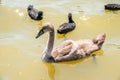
[68,13,72,18]
[27,5,33,11]
[35,22,54,38]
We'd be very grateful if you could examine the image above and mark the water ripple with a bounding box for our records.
[0,33,25,44]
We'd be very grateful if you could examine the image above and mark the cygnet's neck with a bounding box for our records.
[42,28,55,62]
[68,16,74,23]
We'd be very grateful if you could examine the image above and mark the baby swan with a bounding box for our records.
[36,23,106,63]
[27,5,43,20]
[57,13,76,34]
[105,4,120,10]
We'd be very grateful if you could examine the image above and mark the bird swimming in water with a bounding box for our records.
[57,13,76,35]
[35,22,106,63]
[105,4,120,10]
[27,5,43,20]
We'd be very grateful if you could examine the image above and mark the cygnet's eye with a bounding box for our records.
[40,28,45,33]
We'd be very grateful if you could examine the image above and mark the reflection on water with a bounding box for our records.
[44,63,55,80]
[0,0,120,80]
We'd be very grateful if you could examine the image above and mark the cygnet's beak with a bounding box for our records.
[35,29,44,39]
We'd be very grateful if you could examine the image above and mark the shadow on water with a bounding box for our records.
[56,30,75,40]
[43,62,55,80]
[38,20,43,28]
[105,9,120,14]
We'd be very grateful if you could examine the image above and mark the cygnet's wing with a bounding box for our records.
[57,23,75,34]
[28,9,39,19]
[51,40,73,58]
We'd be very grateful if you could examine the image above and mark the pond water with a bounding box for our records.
[0,0,120,80]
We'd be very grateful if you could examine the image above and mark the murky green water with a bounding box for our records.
[0,0,120,80]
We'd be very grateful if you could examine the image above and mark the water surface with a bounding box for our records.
[0,0,120,80]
